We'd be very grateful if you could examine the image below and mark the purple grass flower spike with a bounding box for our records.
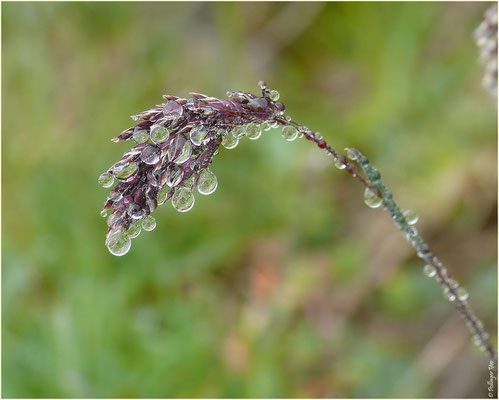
[99,82,286,256]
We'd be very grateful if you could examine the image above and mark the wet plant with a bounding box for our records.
[99,80,497,369]
[474,4,498,96]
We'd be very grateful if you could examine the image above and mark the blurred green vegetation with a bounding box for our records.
[2,2,496,398]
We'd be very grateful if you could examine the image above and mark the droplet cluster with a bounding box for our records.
[474,4,498,96]
[100,83,286,255]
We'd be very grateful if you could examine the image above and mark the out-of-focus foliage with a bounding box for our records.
[2,2,496,398]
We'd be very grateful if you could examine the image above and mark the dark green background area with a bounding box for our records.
[2,2,497,398]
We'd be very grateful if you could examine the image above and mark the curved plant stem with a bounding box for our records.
[275,115,498,368]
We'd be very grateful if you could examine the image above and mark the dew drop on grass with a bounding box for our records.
[150,124,170,144]
[443,287,456,302]
[403,209,419,225]
[245,124,262,140]
[189,127,207,146]
[423,264,436,278]
[174,140,192,164]
[345,148,359,161]
[98,172,115,188]
[172,187,195,212]
[140,146,160,165]
[269,89,280,101]
[197,169,218,195]
[142,215,156,231]
[364,188,382,208]
[113,162,138,180]
[133,127,149,144]
[281,126,298,141]
[128,219,142,239]
[106,229,131,256]
[222,133,238,149]
[166,166,183,187]
[333,157,346,170]
[156,185,169,205]
[457,287,469,301]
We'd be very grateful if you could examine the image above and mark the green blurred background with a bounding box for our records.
[2,2,497,398]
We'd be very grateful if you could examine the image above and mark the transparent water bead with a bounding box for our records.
[163,101,183,121]
[261,121,271,131]
[282,126,298,141]
[345,148,359,161]
[232,126,246,139]
[141,145,161,165]
[150,124,170,144]
[403,210,419,225]
[128,203,145,219]
[197,169,218,195]
[443,287,456,302]
[457,287,469,301]
[98,172,115,188]
[189,127,208,146]
[113,162,138,180]
[246,124,262,140]
[333,157,346,170]
[156,185,169,205]
[166,166,183,187]
[174,140,192,164]
[106,229,131,256]
[128,219,142,239]
[172,187,195,212]
[423,264,437,278]
[222,132,238,149]
[142,215,156,231]
[364,188,383,208]
[133,127,149,144]
[269,90,280,101]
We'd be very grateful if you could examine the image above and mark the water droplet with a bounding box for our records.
[133,127,149,144]
[128,203,145,219]
[261,121,271,131]
[457,287,469,301]
[245,124,262,140]
[269,89,280,101]
[156,185,169,205]
[473,334,482,346]
[172,187,195,212]
[197,169,218,195]
[140,145,161,165]
[174,140,192,164]
[443,287,456,302]
[333,157,346,170]
[100,208,110,218]
[107,213,122,228]
[98,172,115,188]
[166,166,183,187]
[364,188,382,208]
[189,126,208,146]
[448,278,459,289]
[281,126,298,141]
[142,215,156,231]
[232,126,246,139]
[128,219,142,238]
[106,229,131,256]
[423,264,436,278]
[163,101,183,121]
[222,133,238,149]
[150,124,170,144]
[345,148,359,160]
[403,210,419,225]
[113,162,138,180]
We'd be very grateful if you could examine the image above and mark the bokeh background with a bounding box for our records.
[2,2,497,398]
